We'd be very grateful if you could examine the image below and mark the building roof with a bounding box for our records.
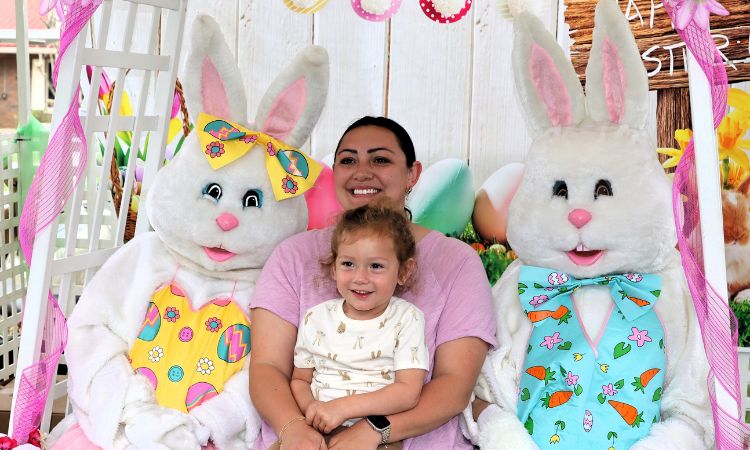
[0,0,58,52]
[0,0,51,30]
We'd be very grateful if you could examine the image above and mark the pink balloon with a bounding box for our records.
[305,163,343,230]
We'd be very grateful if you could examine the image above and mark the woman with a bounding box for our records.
[249,117,496,450]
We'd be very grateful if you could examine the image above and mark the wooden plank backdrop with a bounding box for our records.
[564,0,750,89]
[168,0,565,188]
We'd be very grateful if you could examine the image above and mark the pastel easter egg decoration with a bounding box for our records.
[407,158,474,235]
[170,284,187,297]
[305,163,343,230]
[277,150,310,178]
[137,302,161,341]
[203,119,245,141]
[420,0,472,23]
[472,162,524,243]
[185,382,219,412]
[284,0,329,14]
[352,0,402,21]
[217,324,252,363]
[135,367,158,390]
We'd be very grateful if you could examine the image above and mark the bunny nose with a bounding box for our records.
[216,212,239,231]
[568,209,592,228]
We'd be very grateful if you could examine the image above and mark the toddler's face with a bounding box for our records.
[333,233,406,320]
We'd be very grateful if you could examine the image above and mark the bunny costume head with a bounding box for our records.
[507,0,675,279]
[148,15,328,277]
[467,3,713,450]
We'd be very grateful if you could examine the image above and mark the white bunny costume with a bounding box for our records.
[462,2,713,449]
[50,16,329,450]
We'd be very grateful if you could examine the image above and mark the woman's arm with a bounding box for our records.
[249,308,327,449]
[387,337,488,439]
[308,368,425,434]
[328,337,488,449]
[291,367,316,414]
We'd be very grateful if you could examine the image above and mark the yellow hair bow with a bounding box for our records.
[197,112,322,201]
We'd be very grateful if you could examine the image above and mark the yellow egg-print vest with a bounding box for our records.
[129,283,251,413]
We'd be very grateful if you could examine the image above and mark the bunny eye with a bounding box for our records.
[202,183,222,202]
[243,189,263,208]
[552,180,568,199]
[594,180,613,199]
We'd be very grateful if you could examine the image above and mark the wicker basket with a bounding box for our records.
[109,79,190,242]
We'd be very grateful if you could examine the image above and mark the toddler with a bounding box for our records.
[285,203,428,449]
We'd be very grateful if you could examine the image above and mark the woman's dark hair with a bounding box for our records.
[335,116,417,168]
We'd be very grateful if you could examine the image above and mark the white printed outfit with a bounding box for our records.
[294,297,429,425]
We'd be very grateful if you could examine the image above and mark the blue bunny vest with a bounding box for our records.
[517,266,666,449]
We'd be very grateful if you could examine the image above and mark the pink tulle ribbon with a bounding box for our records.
[663,0,750,448]
[13,0,101,443]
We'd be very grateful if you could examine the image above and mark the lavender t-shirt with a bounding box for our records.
[251,228,496,450]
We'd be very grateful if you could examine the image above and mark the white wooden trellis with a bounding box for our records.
[0,133,26,384]
[9,0,187,435]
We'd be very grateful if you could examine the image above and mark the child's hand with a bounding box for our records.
[305,399,347,434]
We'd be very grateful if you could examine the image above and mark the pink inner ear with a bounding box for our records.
[529,43,573,127]
[602,37,626,124]
[261,78,307,141]
[201,57,231,118]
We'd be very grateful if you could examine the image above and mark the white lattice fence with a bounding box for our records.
[0,134,27,383]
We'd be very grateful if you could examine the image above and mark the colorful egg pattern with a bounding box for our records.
[129,284,251,413]
[185,382,219,412]
[137,302,161,341]
[217,324,251,363]
[135,367,158,390]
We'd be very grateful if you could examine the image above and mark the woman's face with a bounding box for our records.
[333,125,421,210]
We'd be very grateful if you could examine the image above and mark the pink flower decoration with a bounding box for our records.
[164,306,180,322]
[282,175,299,194]
[602,383,617,396]
[241,134,258,144]
[624,273,643,283]
[565,371,579,386]
[206,317,222,332]
[548,272,569,285]
[205,141,225,158]
[267,142,276,156]
[627,327,653,347]
[530,294,549,307]
[672,0,728,30]
[540,332,563,350]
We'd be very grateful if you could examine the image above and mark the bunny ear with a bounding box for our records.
[255,46,329,148]
[513,12,585,136]
[183,15,247,124]
[585,0,648,129]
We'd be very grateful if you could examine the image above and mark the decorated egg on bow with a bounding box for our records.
[472,162,524,243]
[407,158,474,235]
[305,163,342,230]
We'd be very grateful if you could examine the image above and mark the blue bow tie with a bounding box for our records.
[518,266,662,326]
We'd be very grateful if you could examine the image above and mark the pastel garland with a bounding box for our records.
[284,0,472,23]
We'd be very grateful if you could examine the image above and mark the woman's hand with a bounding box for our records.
[278,420,328,450]
[327,420,381,450]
